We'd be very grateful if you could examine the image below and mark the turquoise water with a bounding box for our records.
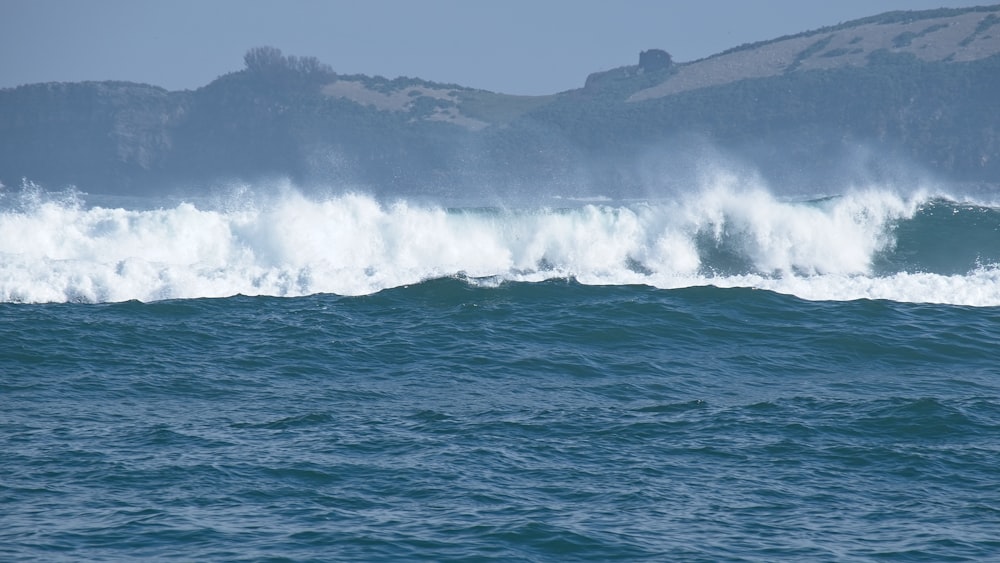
[2,183,1000,560]
[4,281,1000,561]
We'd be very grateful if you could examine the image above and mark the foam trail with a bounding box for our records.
[1,185,998,306]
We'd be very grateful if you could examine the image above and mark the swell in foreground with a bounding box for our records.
[3,281,1000,560]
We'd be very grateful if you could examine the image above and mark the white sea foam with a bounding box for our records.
[1,181,997,306]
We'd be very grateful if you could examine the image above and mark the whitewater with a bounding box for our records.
[2,176,998,306]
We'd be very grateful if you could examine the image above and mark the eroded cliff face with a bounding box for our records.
[0,82,187,190]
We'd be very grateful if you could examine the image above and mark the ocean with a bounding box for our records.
[2,176,999,561]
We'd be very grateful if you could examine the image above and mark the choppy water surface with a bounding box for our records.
[4,281,1000,561]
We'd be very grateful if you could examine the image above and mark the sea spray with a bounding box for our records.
[1,184,997,305]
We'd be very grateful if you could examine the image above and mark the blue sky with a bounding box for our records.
[0,0,984,94]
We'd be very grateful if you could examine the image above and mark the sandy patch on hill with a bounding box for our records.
[321,80,489,130]
[630,10,1000,102]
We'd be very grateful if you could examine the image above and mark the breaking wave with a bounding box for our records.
[1,179,998,305]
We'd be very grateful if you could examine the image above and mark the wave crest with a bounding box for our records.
[1,183,997,305]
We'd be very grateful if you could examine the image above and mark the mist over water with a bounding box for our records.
[1,173,998,305]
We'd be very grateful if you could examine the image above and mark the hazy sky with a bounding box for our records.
[0,0,985,94]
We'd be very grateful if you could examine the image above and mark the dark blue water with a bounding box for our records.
[4,280,1000,561]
